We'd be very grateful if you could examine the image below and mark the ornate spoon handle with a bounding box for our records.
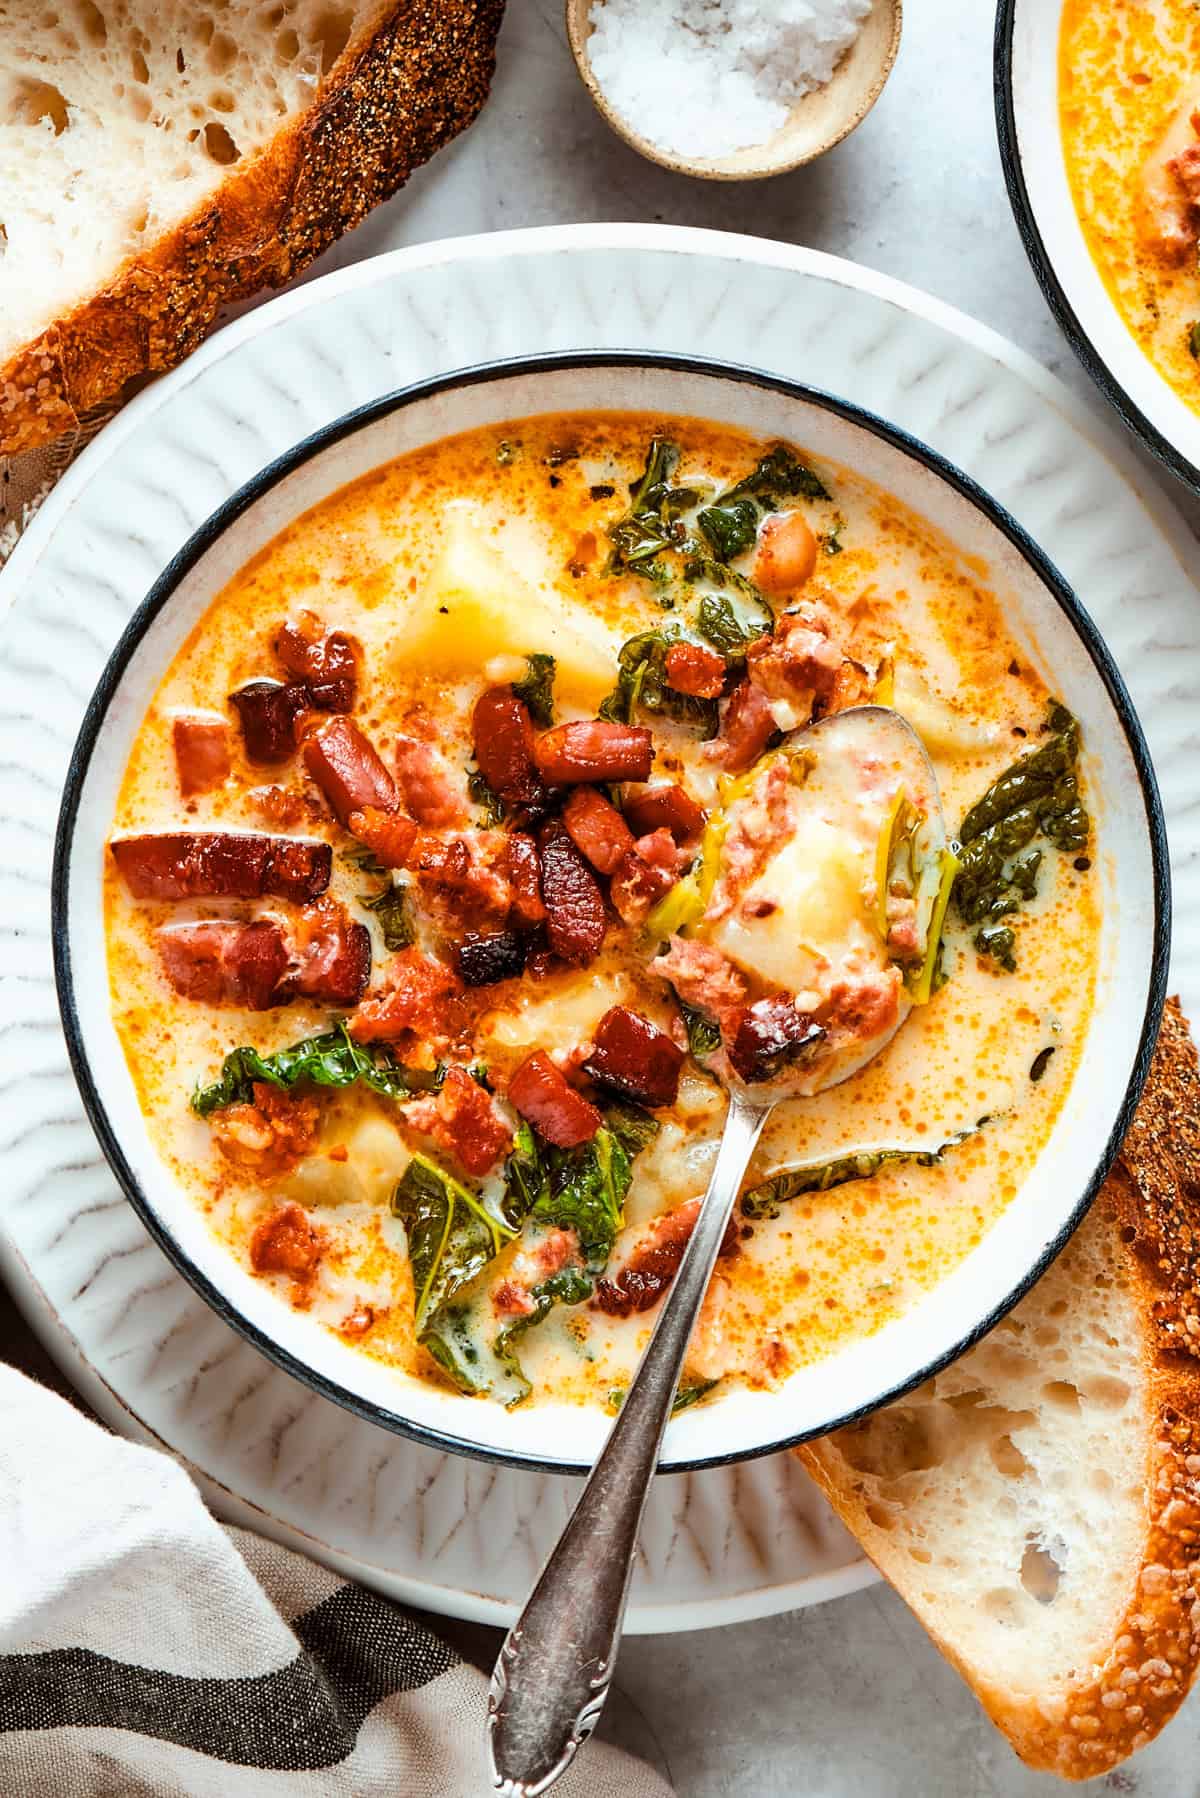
[487,1088,771,1796]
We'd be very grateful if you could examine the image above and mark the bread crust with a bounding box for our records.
[0,0,505,456]
[799,997,1200,1781]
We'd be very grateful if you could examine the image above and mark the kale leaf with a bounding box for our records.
[741,1128,978,1221]
[696,497,760,562]
[391,1153,516,1330]
[721,445,830,507]
[191,1022,432,1117]
[511,652,557,728]
[678,1000,721,1058]
[598,627,720,736]
[364,879,415,951]
[607,438,699,576]
[467,766,504,827]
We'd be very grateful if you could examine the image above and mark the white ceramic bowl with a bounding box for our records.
[997,0,1200,489]
[52,353,1170,1474]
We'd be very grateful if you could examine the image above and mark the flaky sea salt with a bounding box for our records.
[587,0,871,161]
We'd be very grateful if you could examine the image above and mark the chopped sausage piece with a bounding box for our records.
[346,807,418,870]
[716,678,777,773]
[290,898,372,1006]
[111,832,331,904]
[507,1050,602,1148]
[538,820,607,965]
[275,613,359,712]
[350,949,462,1044]
[562,785,635,876]
[157,920,290,1010]
[609,829,691,926]
[472,689,552,817]
[621,782,705,843]
[230,680,308,765]
[592,1198,738,1318]
[249,1199,326,1284]
[417,1066,513,1177]
[412,830,514,932]
[455,930,527,987]
[654,938,748,1039]
[505,833,546,928]
[583,1005,685,1107]
[745,603,844,709]
[664,641,726,699]
[393,734,469,828]
[534,720,654,785]
[172,714,231,797]
[213,1085,320,1180]
[247,784,315,828]
[494,1228,582,1318]
[753,511,818,595]
[727,996,825,1084]
[302,715,398,825]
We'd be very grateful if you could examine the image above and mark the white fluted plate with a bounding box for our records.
[1,225,1197,1631]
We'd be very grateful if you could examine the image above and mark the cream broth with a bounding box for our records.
[105,413,1100,1410]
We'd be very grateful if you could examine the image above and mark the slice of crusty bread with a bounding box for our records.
[0,0,504,454]
[798,996,1200,1781]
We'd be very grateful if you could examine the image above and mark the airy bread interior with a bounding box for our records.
[0,0,387,363]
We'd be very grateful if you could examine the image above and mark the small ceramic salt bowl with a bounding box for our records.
[565,0,901,181]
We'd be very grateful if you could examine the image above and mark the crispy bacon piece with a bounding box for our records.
[157,920,289,1010]
[505,833,545,928]
[472,689,551,817]
[290,898,372,1006]
[537,820,606,965]
[665,641,726,699]
[609,829,690,927]
[745,604,843,708]
[421,1066,513,1177]
[111,832,331,904]
[249,1199,326,1284]
[534,720,653,785]
[562,786,635,876]
[621,782,705,843]
[592,1197,738,1318]
[303,716,398,825]
[717,678,777,773]
[493,1228,581,1318]
[455,930,527,987]
[346,807,418,870]
[728,996,825,1084]
[583,1005,685,1107]
[172,715,231,797]
[275,614,359,712]
[350,949,462,1044]
[507,1050,602,1148]
[411,830,513,931]
[654,938,748,1033]
[214,1086,320,1180]
[393,734,469,828]
[230,680,308,765]
[247,785,314,828]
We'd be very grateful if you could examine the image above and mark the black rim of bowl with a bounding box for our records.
[994,0,1200,495]
[52,348,1172,1476]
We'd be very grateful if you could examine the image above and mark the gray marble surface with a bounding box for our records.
[7,0,1200,1792]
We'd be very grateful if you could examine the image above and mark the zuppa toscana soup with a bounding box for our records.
[105,413,1100,1412]
[1061,0,1200,414]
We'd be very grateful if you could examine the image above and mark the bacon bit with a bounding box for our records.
[562,785,635,876]
[303,715,398,826]
[230,680,308,765]
[214,1085,321,1179]
[824,658,873,717]
[665,641,726,699]
[328,1144,349,1163]
[339,1301,376,1337]
[111,832,331,904]
[753,511,818,595]
[728,996,825,1084]
[821,964,903,1046]
[716,678,776,773]
[346,807,418,869]
[705,758,792,924]
[455,930,527,987]
[173,715,231,797]
[538,820,607,965]
[289,898,372,1007]
[534,720,653,785]
[350,949,462,1044]
[428,1066,513,1176]
[609,828,690,926]
[621,782,705,843]
[157,920,290,1010]
[654,938,748,1037]
[411,830,514,932]
[247,784,316,828]
[507,1050,602,1147]
[583,1005,685,1107]
[393,734,469,828]
[249,1200,326,1285]
[472,689,551,818]
[275,613,359,712]
[493,1280,537,1319]
[592,1198,739,1318]
[745,603,844,709]
[505,832,546,928]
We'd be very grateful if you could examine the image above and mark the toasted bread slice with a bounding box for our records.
[798,997,1200,1781]
[0,0,504,455]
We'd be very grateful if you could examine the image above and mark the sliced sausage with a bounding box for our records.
[621,782,705,843]
[472,689,551,817]
[665,641,726,699]
[213,1087,321,1181]
[346,807,418,870]
[717,678,776,773]
[728,996,825,1084]
[533,720,653,784]
[275,614,359,712]
[609,829,690,927]
[230,680,309,765]
[505,833,546,928]
[302,716,398,825]
[507,1050,601,1148]
[393,734,469,828]
[289,899,372,1007]
[424,1066,513,1177]
[111,832,331,904]
[538,820,606,965]
[583,1005,685,1108]
[157,920,290,1010]
[562,786,635,876]
[455,930,527,987]
[172,715,231,797]
[592,1198,738,1318]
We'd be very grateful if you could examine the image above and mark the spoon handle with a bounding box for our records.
[486,1089,770,1796]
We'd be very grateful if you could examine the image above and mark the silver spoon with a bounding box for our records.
[486,708,944,1795]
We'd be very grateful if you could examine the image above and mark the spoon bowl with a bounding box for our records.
[564,0,902,181]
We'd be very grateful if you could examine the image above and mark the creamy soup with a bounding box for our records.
[105,413,1100,1412]
[1061,0,1200,414]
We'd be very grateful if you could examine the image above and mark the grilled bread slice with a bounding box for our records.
[798,997,1200,1781]
[0,0,504,454]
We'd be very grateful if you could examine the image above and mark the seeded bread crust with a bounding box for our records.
[799,998,1200,1781]
[0,0,505,456]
